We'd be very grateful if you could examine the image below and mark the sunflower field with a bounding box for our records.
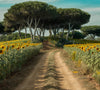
[0,38,42,80]
[64,43,100,84]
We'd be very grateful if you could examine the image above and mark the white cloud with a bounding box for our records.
[82,7,100,25]
[0,7,8,22]
[82,7,100,13]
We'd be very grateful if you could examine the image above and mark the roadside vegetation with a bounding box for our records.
[0,38,42,80]
[64,44,100,84]
[0,1,100,89]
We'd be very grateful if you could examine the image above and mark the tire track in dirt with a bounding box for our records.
[14,51,52,90]
[55,51,86,90]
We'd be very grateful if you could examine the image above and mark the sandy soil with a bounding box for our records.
[14,52,51,90]
[55,52,86,90]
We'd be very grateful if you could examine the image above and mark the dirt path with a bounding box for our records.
[0,44,98,90]
[14,51,52,90]
[55,51,86,90]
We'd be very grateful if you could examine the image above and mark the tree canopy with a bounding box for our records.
[3,1,91,41]
[81,25,100,36]
[0,22,4,34]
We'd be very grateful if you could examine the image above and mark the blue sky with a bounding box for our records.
[0,0,100,25]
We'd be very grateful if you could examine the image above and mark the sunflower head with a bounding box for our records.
[1,45,5,49]
[12,45,15,49]
[0,50,3,54]
[16,47,20,50]
[96,48,99,51]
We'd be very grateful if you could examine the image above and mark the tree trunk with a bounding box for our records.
[33,28,37,40]
[49,29,52,37]
[57,29,61,38]
[42,29,45,38]
[66,23,73,40]
[40,30,42,37]
[33,18,40,40]
[25,27,27,38]
[37,29,39,36]
[36,28,41,40]
[18,27,21,39]
[61,28,64,38]
[72,29,74,39]
[53,29,56,39]
[90,34,95,40]
[27,17,33,42]
[29,26,33,41]
[39,29,42,40]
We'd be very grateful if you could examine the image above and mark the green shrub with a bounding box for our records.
[69,31,86,39]
[55,38,73,48]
